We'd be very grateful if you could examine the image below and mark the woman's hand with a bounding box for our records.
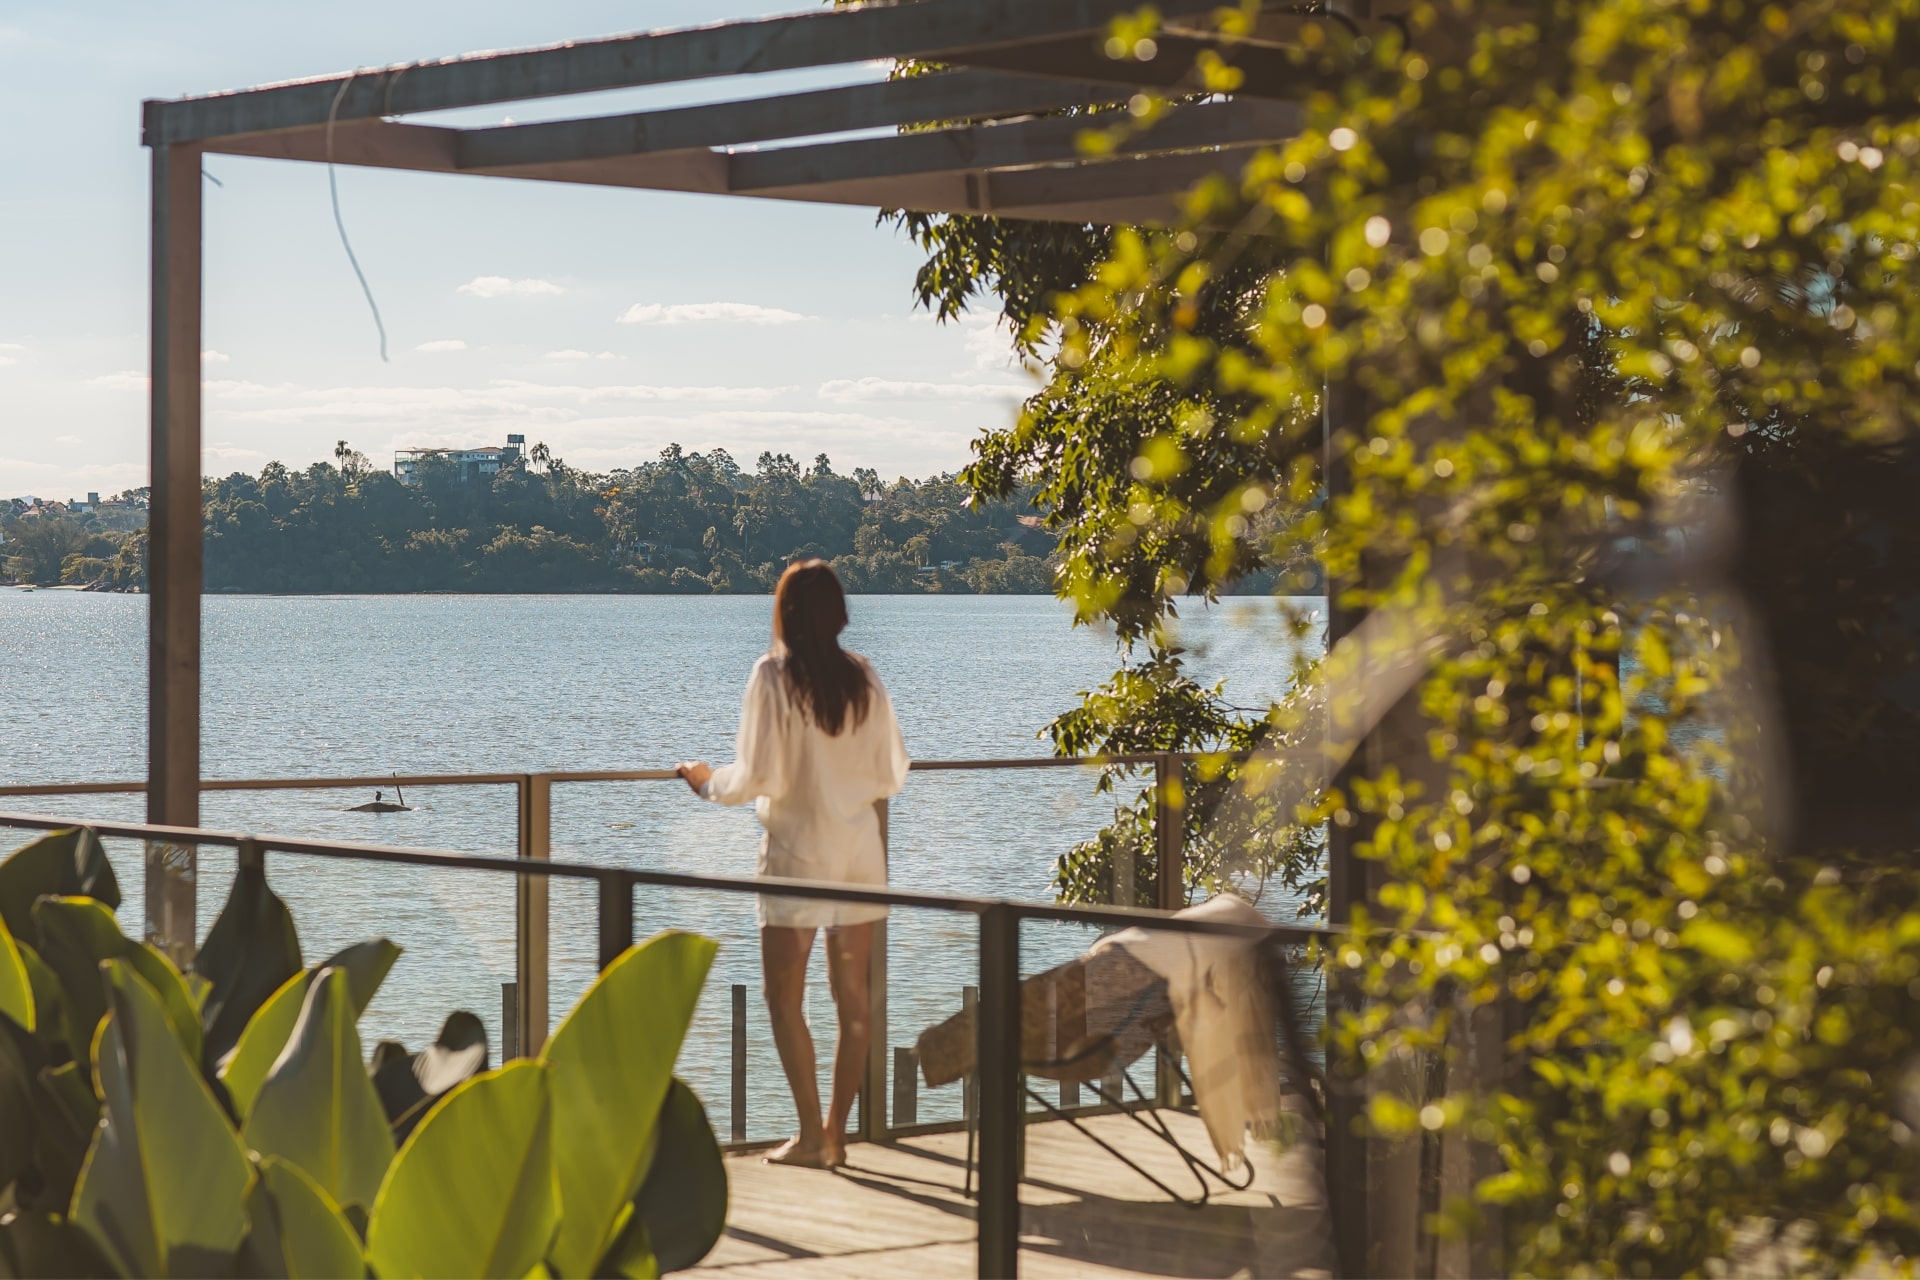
[675,762,712,795]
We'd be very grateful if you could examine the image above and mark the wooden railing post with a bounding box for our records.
[976,904,1021,1279]
[515,774,552,1055]
[731,983,748,1142]
[596,871,632,972]
[144,140,203,970]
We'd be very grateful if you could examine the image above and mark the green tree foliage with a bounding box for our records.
[188,444,1055,594]
[0,828,726,1278]
[908,1,1920,1272]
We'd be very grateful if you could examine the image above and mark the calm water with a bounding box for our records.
[0,590,1319,1138]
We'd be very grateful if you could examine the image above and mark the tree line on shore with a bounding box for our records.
[0,443,1068,594]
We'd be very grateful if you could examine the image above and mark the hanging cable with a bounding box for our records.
[326,74,390,362]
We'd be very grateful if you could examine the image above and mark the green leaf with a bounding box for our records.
[0,911,33,1033]
[71,959,253,1278]
[30,1059,102,1212]
[539,931,716,1279]
[222,969,309,1122]
[0,1211,115,1279]
[1681,918,1755,965]
[18,941,65,1052]
[244,968,395,1214]
[617,1078,728,1275]
[382,1012,491,1145]
[32,896,202,1065]
[193,860,303,1067]
[242,1155,368,1280]
[221,939,400,1122]
[0,1021,37,1190]
[365,1060,559,1280]
[0,828,120,942]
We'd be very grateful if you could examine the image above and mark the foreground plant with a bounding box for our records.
[0,827,725,1278]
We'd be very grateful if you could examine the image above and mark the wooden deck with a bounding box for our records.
[697,1108,1338,1278]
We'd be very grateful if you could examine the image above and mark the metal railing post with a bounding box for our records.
[893,1046,918,1127]
[860,797,889,1141]
[596,871,632,972]
[516,774,552,1055]
[962,984,979,1125]
[1153,753,1184,1108]
[502,982,519,1061]
[731,983,748,1142]
[976,903,1021,1279]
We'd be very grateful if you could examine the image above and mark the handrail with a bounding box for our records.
[0,753,1196,799]
[0,806,1334,945]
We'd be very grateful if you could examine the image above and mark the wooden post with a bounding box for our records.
[516,775,552,1054]
[893,1045,918,1127]
[144,141,203,966]
[975,904,1021,1279]
[501,982,520,1060]
[731,983,748,1142]
[596,872,632,971]
[962,983,979,1124]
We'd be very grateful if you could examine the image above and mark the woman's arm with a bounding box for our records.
[693,659,789,807]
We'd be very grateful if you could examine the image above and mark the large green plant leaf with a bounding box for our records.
[18,942,65,1055]
[221,939,400,1121]
[365,1060,558,1280]
[0,912,33,1033]
[0,1021,36,1191]
[71,959,253,1278]
[0,1210,114,1279]
[604,1078,729,1277]
[0,828,120,942]
[32,896,201,1064]
[244,968,394,1213]
[31,1060,101,1213]
[539,931,716,1279]
[193,860,303,1066]
[374,1012,491,1143]
[242,1155,367,1280]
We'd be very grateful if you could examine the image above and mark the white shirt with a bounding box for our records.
[701,652,910,927]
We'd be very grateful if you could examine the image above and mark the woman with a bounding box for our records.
[676,559,909,1168]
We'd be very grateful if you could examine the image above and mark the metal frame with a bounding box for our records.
[134,0,1347,840]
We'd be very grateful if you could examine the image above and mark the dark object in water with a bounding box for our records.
[348,782,412,814]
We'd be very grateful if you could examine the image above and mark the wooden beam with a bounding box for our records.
[143,0,1231,146]
[454,71,1138,170]
[147,143,202,964]
[945,33,1306,100]
[727,99,1296,191]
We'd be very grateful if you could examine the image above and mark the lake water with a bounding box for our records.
[0,590,1320,1139]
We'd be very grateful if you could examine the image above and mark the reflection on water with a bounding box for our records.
[0,591,1319,1139]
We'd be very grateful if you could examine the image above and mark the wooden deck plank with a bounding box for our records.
[699,1109,1337,1278]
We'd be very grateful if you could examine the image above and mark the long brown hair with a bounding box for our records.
[773,559,871,735]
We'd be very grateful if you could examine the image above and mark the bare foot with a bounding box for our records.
[821,1138,848,1169]
[763,1136,831,1168]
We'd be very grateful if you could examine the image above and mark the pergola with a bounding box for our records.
[138,0,1402,1272]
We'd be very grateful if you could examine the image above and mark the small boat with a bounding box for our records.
[349,780,413,814]
[18,585,33,592]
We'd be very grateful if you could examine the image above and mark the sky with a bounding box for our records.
[0,0,1038,502]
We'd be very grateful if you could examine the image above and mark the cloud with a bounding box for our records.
[0,357,13,368]
[543,349,619,362]
[457,276,565,298]
[816,377,1029,404]
[54,435,83,445]
[201,350,230,364]
[93,371,148,391]
[0,342,22,368]
[415,339,468,352]
[616,302,809,326]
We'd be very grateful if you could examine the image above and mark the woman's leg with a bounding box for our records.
[760,924,827,1166]
[821,921,876,1164]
